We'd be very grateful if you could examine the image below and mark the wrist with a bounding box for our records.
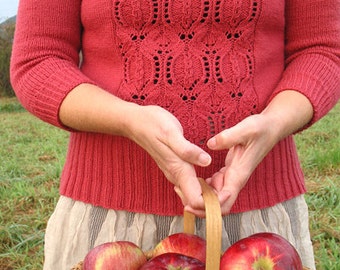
[261,90,313,140]
[59,83,141,136]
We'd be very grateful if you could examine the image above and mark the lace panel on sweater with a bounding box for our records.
[113,0,260,145]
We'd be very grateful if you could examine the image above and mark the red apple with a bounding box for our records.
[83,241,147,270]
[220,232,303,270]
[151,233,206,263]
[140,253,205,270]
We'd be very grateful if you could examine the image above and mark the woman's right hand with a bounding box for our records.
[59,83,212,213]
[126,105,212,213]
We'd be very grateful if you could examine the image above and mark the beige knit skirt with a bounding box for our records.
[43,195,315,270]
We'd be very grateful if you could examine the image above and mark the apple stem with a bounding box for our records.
[168,267,183,270]
[252,256,275,270]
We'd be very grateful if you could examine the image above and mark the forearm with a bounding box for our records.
[261,90,313,141]
[272,0,340,127]
[59,83,139,137]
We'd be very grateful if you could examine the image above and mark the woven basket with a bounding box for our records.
[72,178,310,269]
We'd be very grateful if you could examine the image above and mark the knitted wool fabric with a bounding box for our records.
[11,0,340,215]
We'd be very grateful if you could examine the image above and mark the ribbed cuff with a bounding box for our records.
[16,60,95,130]
[270,53,340,128]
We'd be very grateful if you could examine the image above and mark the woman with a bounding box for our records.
[10,0,340,269]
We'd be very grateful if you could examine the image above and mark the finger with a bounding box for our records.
[180,177,206,211]
[184,205,207,218]
[173,165,206,211]
[219,193,237,215]
[218,172,241,214]
[185,188,231,217]
[167,135,212,167]
[207,119,254,150]
[217,188,231,204]
[217,166,248,214]
[207,168,225,191]
[205,173,220,185]
[174,186,185,202]
[207,129,241,150]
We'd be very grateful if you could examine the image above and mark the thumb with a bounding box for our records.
[168,135,212,167]
[207,119,251,150]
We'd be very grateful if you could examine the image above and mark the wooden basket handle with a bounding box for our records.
[184,178,222,270]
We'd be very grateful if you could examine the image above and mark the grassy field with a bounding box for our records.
[0,97,339,269]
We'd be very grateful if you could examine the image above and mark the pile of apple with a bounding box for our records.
[81,232,305,269]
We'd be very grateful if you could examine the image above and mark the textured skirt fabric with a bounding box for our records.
[43,195,315,270]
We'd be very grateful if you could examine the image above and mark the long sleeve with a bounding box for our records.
[271,0,340,125]
[10,0,94,128]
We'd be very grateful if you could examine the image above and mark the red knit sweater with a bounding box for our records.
[11,0,340,215]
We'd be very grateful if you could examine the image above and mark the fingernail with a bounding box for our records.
[199,153,211,165]
[207,137,217,149]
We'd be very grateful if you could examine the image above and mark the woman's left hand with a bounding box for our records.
[199,90,313,215]
[204,114,279,215]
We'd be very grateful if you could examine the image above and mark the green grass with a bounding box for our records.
[293,103,340,270]
[0,97,339,269]
[0,98,68,269]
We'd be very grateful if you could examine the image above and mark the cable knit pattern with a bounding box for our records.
[11,0,340,215]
